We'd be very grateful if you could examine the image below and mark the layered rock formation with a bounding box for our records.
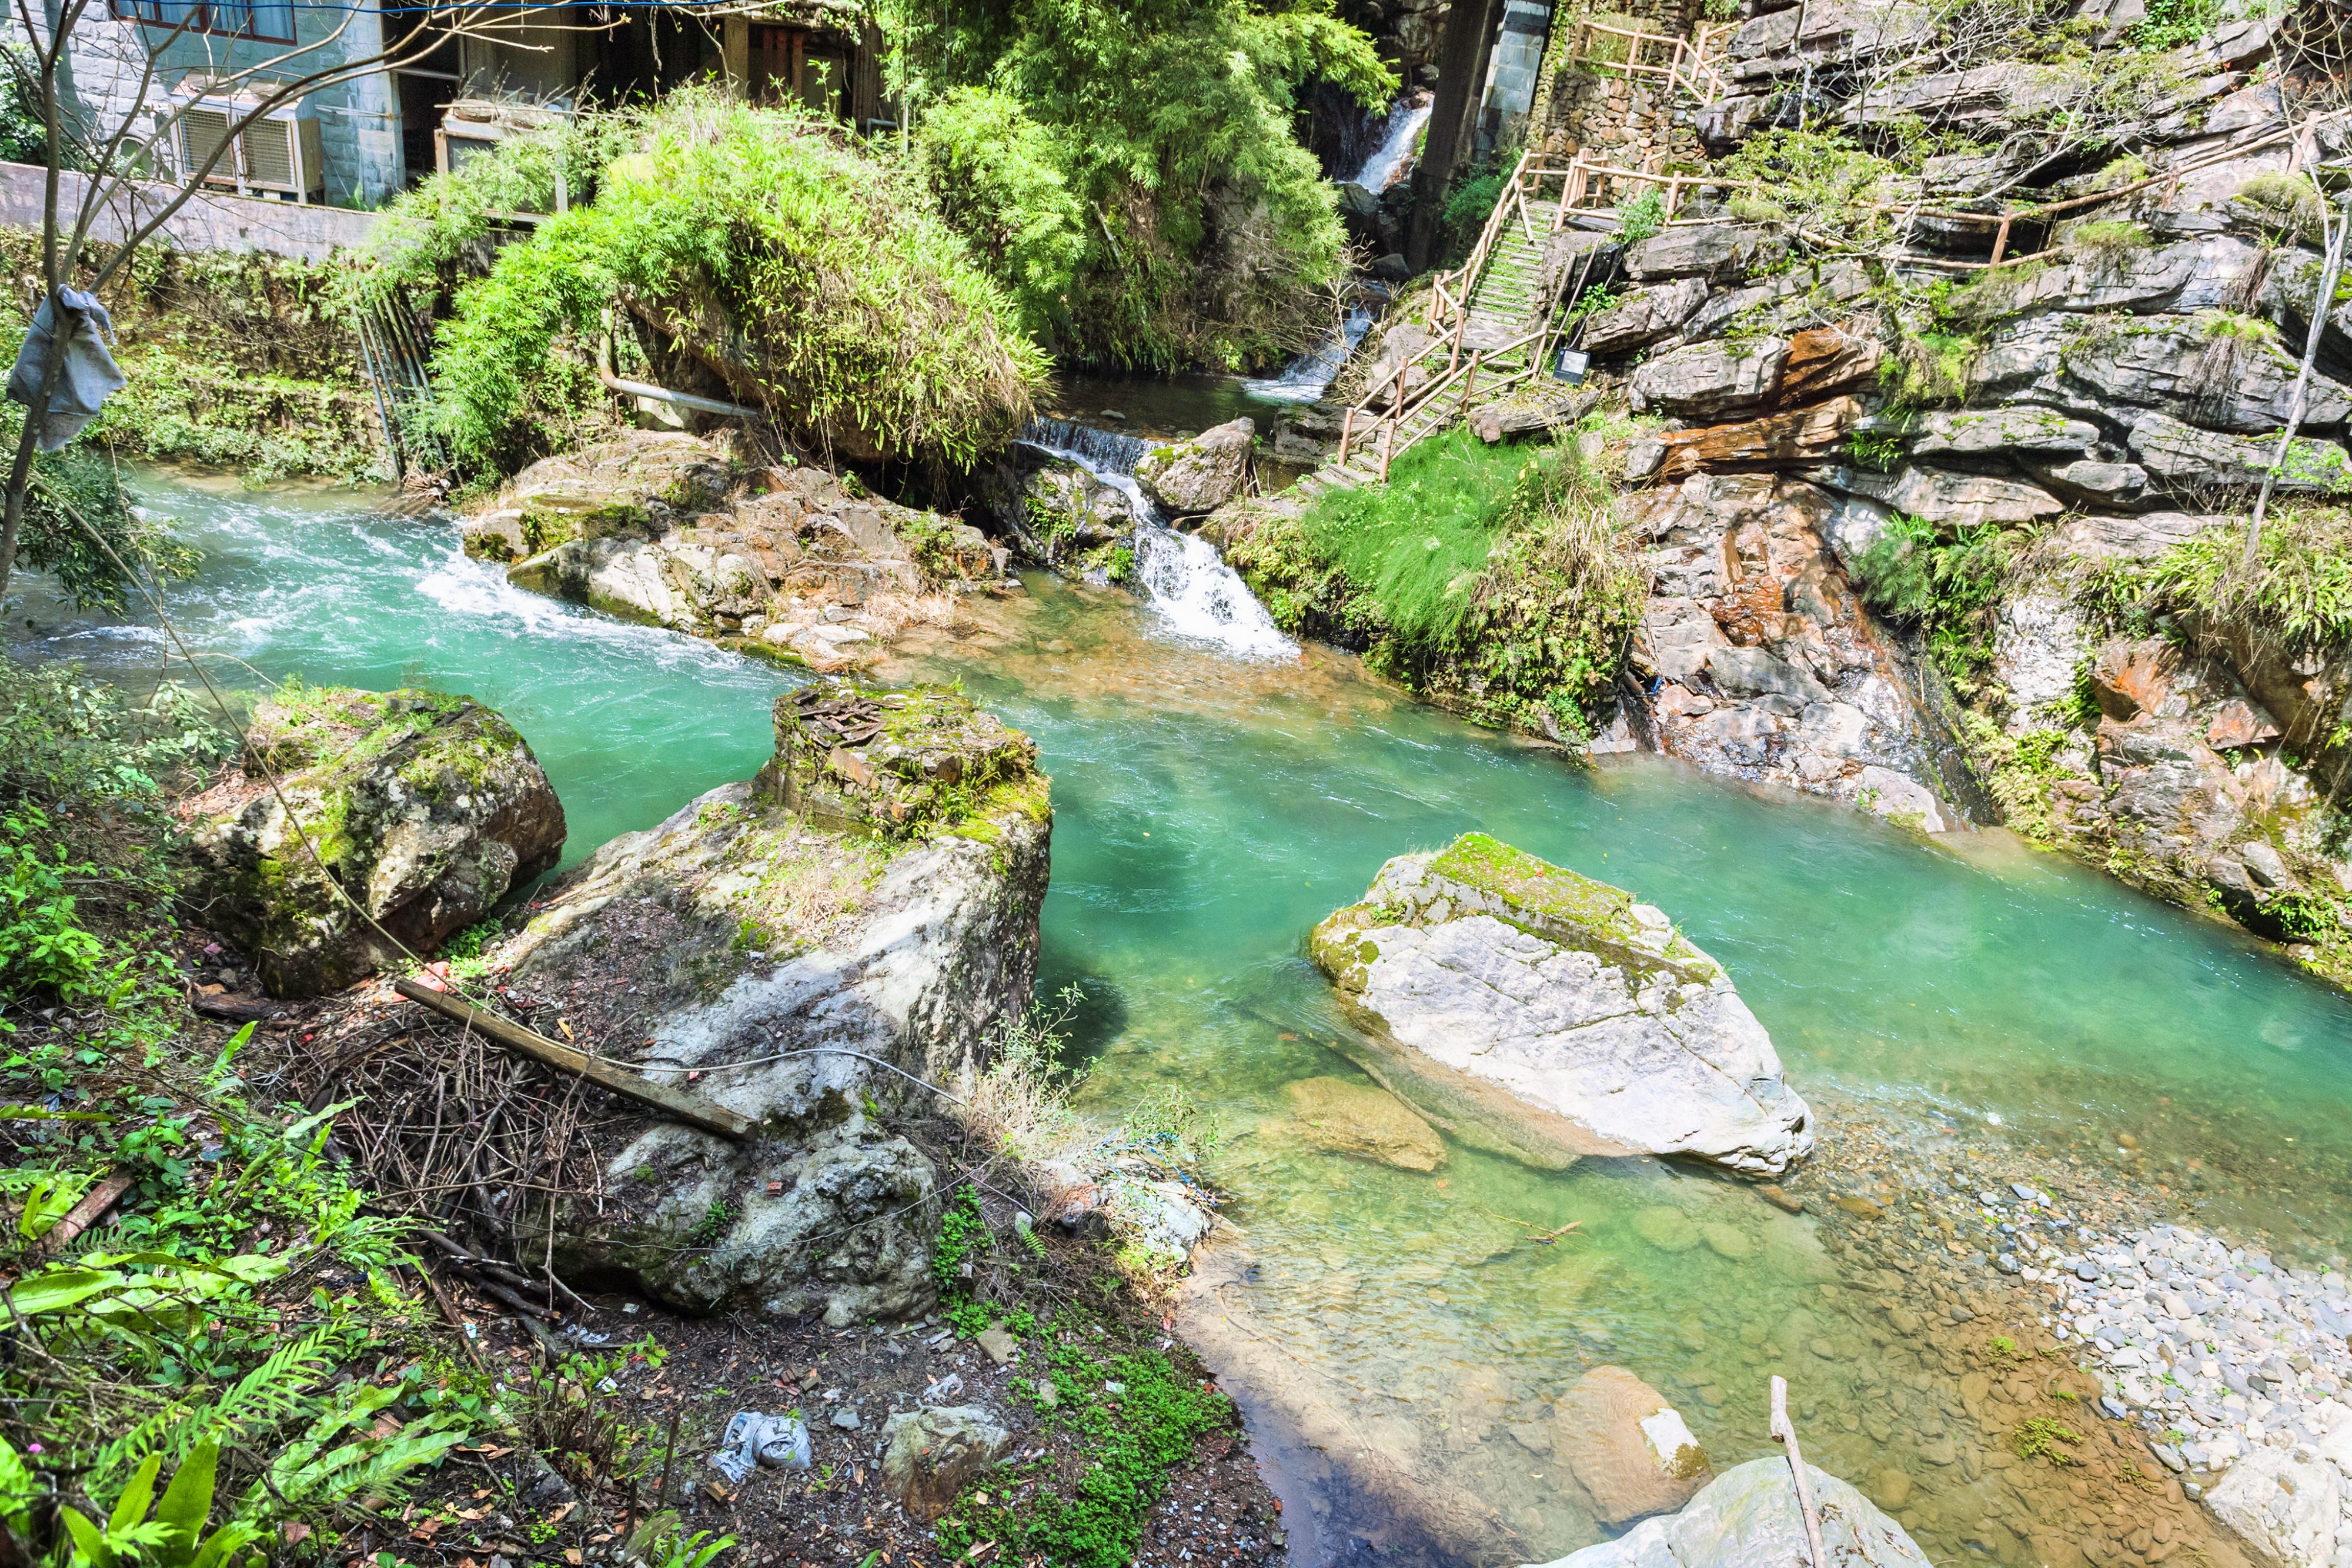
[463,431,1004,671]
[1309,833,1813,1176]
[184,686,564,996]
[501,683,1050,1322]
[1484,0,2352,981]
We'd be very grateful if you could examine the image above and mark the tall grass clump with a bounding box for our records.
[420,90,1047,475]
[1229,424,1645,735]
[2141,509,2352,651]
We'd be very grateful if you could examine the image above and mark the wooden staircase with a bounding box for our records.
[1301,153,1604,499]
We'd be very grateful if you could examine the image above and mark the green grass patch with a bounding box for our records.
[1298,426,1524,649]
[934,1319,1235,1568]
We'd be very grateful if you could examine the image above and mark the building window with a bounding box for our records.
[109,0,297,45]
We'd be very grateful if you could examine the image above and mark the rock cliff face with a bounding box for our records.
[463,432,1005,672]
[1627,472,1969,830]
[1309,833,1813,1176]
[1478,0,2352,984]
[184,686,564,996]
[502,683,1050,1322]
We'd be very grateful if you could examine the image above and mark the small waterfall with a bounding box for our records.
[1021,417,1157,477]
[1352,96,1434,196]
[1241,98,1428,409]
[1017,419,1298,663]
[1242,305,1374,404]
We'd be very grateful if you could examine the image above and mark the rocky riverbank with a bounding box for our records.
[2057,1222,2352,1567]
[462,431,1007,671]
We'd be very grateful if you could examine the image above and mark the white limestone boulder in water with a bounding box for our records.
[1521,1456,1933,1568]
[1309,834,1813,1176]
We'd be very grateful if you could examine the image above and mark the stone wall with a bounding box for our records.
[1526,0,1709,169]
[0,161,380,262]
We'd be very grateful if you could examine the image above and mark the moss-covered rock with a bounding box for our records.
[489,682,1051,1322]
[185,684,564,996]
[1309,833,1813,1176]
[760,682,1044,842]
[1135,416,1254,515]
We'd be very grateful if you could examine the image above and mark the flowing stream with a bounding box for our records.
[1016,420,1297,661]
[41,473,2352,1565]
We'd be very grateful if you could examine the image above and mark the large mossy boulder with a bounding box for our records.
[1135,416,1254,515]
[499,681,1051,1322]
[761,683,1043,841]
[186,687,564,997]
[1309,834,1813,1177]
[462,430,735,564]
[1521,1456,1932,1568]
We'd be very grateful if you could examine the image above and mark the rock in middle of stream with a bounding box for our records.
[1309,833,1812,1176]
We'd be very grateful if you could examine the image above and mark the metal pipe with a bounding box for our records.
[597,335,764,420]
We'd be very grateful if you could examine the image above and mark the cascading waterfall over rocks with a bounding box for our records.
[1015,416,1297,660]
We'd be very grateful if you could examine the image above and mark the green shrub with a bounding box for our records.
[0,808,106,1001]
[425,90,1047,474]
[1443,170,1508,254]
[2141,509,2352,651]
[1850,512,2026,687]
[933,1181,988,1291]
[878,0,1392,370]
[340,110,634,313]
[10,439,198,611]
[1720,129,1902,250]
[913,86,1088,340]
[2129,0,2218,49]
[1615,188,1666,246]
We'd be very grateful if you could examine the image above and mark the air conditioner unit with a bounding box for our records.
[169,95,324,202]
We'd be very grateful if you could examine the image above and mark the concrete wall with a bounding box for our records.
[1478,0,1556,156]
[0,160,379,261]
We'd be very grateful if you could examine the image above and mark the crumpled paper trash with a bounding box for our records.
[710,1410,811,1483]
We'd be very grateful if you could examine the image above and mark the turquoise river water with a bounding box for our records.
[36,472,2352,1567]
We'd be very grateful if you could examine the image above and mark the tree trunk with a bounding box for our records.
[1405,0,1509,270]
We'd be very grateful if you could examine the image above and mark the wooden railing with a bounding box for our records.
[1320,106,2333,492]
[1335,325,1551,480]
[1558,18,1738,106]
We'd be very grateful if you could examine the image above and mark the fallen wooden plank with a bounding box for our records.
[36,1170,135,1256]
[392,977,757,1142]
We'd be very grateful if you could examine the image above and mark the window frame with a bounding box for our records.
[107,0,297,48]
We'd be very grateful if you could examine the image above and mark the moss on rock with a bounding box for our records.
[187,684,565,995]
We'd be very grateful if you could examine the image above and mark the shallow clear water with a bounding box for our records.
[42,474,2352,1564]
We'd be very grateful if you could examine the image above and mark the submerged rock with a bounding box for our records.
[1308,834,1813,1176]
[506,683,1050,1323]
[185,686,564,997]
[1135,416,1254,515]
[1552,1365,1712,1527]
[1521,1456,1932,1568]
[1283,1075,1446,1172]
